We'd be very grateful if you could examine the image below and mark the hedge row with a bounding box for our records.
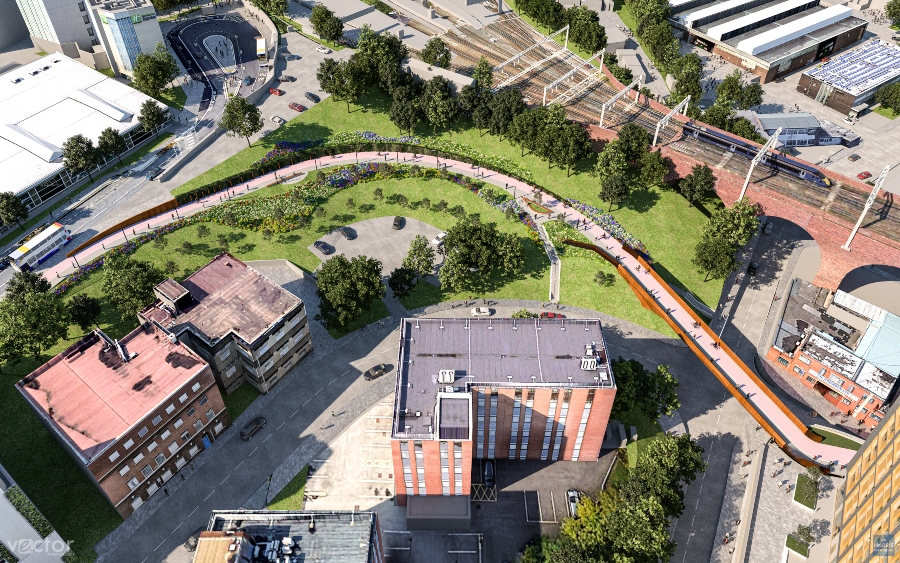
[5,485,54,538]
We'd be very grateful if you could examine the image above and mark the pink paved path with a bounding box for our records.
[48,151,856,467]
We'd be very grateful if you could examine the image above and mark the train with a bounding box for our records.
[681,122,832,188]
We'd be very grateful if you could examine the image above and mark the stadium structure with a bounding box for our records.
[798,39,900,115]
[669,0,868,83]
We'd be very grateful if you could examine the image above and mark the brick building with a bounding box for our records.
[17,323,229,518]
[140,254,312,395]
[390,317,616,527]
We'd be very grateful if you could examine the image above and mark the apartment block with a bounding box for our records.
[17,323,230,518]
[390,317,616,528]
[140,254,312,395]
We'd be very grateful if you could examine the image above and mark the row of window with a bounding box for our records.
[108,391,209,464]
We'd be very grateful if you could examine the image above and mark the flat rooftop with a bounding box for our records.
[773,278,863,354]
[392,318,614,438]
[205,510,379,562]
[804,39,900,96]
[141,254,302,348]
[0,54,161,194]
[17,323,207,462]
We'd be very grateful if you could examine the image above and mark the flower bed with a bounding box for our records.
[569,199,649,256]
[524,197,552,214]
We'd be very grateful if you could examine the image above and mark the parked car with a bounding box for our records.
[858,171,872,180]
[339,226,355,240]
[314,241,333,255]
[392,216,404,230]
[284,54,300,61]
[278,75,296,82]
[843,117,855,125]
[483,460,495,488]
[242,75,252,85]
[747,262,759,276]
[289,102,307,112]
[316,46,331,54]
[269,87,284,96]
[305,92,320,103]
[567,490,580,518]
[431,232,447,246]
[763,221,774,235]
[146,167,163,181]
[271,115,285,124]
[471,307,492,317]
[0,259,9,271]
[540,312,566,318]
[184,527,204,552]
[364,363,390,381]
[240,417,266,440]
[848,153,860,162]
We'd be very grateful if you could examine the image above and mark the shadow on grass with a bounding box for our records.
[325,299,392,339]
[623,187,661,213]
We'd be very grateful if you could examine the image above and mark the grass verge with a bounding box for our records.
[157,86,187,112]
[399,280,442,310]
[620,407,665,468]
[793,474,818,509]
[328,300,392,339]
[268,466,309,510]
[223,384,262,419]
[810,427,862,451]
[98,68,116,78]
[786,534,810,557]
[872,105,898,120]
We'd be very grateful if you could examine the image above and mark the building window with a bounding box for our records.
[141,465,152,478]
[193,419,204,432]
[200,395,209,406]
[777,357,789,367]
[509,389,522,459]
[82,14,90,23]
[154,453,165,466]
[119,465,130,477]
[870,413,882,421]
[138,427,148,437]
[181,430,190,442]
[216,348,231,362]
[799,356,811,365]
[161,430,171,440]
[828,374,844,387]
[225,364,237,379]
[454,442,463,495]
[127,477,139,490]
[206,408,215,420]
[91,38,100,46]
[487,391,498,459]
[541,390,559,461]
[165,404,175,414]
[108,451,120,463]
[414,441,426,495]
[440,442,450,496]
[87,27,94,36]
[152,415,162,426]
[191,382,201,393]
[179,393,188,403]
[123,438,134,449]
[847,385,855,393]
[168,442,178,454]
[401,442,413,494]
[806,376,815,383]
[793,366,805,375]
[841,398,851,405]
[187,407,196,418]
[78,1,85,9]
[551,390,571,461]
[572,389,594,461]
[134,453,144,464]
[520,391,534,460]
[148,441,158,452]
[476,390,486,456]
[174,418,184,429]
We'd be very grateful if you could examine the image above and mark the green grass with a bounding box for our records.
[157,86,187,112]
[98,68,116,78]
[872,105,899,120]
[810,427,862,451]
[619,407,665,468]
[278,16,345,51]
[786,534,810,557]
[268,465,309,510]
[328,300,392,339]
[794,474,819,509]
[399,280,442,310]
[223,383,262,419]
[158,6,200,21]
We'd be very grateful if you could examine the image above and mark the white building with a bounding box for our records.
[744,111,860,148]
[94,0,165,77]
[14,0,98,51]
[0,54,168,216]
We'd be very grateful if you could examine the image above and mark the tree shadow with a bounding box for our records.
[808,518,832,544]
[236,243,255,254]
[276,234,302,245]
[358,203,376,213]
[623,187,660,213]
[330,213,356,223]
[227,232,246,243]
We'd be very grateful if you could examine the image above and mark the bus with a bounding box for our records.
[8,222,72,272]
[256,36,266,63]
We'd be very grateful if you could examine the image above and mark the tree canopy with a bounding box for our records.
[609,357,680,420]
[138,99,167,138]
[0,291,68,363]
[472,56,494,90]
[421,37,452,68]
[692,235,738,281]
[438,214,524,292]
[678,163,715,208]
[101,255,165,319]
[315,254,385,329]
[97,127,127,164]
[0,193,28,230]
[6,270,51,302]
[62,134,100,182]
[132,42,178,99]
[402,235,436,282]
[68,294,102,332]
[219,96,264,146]
[388,267,416,299]
[704,198,760,248]
[310,5,344,45]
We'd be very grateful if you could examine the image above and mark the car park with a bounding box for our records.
[316,46,331,54]
[314,241,333,255]
[763,221,774,235]
[567,489,580,517]
[146,167,163,181]
[278,75,296,82]
[271,115,285,124]
[392,216,404,229]
[269,87,284,96]
[483,460,495,488]
[240,417,266,440]
[471,307,492,317]
[364,364,390,381]
[858,171,872,180]
[284,54,300,61]
[338,227,355,240]
[747,262,759,276]
[848,153,860,162]
[305,92,320,103]
[431,232,447,246]
[289,102,307,112]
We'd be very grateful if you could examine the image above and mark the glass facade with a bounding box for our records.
[519,390,533,460]
[15,0,58,43]
[106,13,141,71]
[541,390,559,460]
[509,389,522,459]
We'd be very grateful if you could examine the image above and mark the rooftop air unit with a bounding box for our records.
[581,357,598,371]
[438,369,455,384]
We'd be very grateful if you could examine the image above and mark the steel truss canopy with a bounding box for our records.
[599,77,641,128]
[492,25,569,71]
[653,95,690,146]
[543,52,604,106]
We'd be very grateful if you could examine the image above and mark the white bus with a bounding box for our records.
[256,36,266,63]
[8,222,72,272]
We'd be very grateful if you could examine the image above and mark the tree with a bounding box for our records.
[602,495,675,563]
[472,56,493,90]
[489,87,526,140]
[567,5,607,53]
[388,267,416,299]
[219,96,264,147]
[738,81,764,110]
[669,52,704,116]
[592,140,628,181]
[704,198,760,247]
[138,99,167,138]
[315,254,385,329]
[421,76,458,134]
[101,255,165,318]
[555,122,592,176]
[512,308,538,318]
[329,58,366,112]
[97,127,127,164]
[621,434,707,518]
[310,5,343,45]
[793,524,815,546]
[154,234,168,251]
[402,235,435,282]
[617,122,651,163]
[62,134,100,182]
[197,224,210,238]
[730,117,764,143]
[888,0,900,23]
[609,357,680,420]
[0,291,69,362]
[457,83,481,118]
[716,69,744,107]
[68,294,102,332]
[438,215,524,292]
[390,95,421,135]
[692,235,737,281]
[0,193,28,231]
[535,103,568,166]
[639,149,668,188]
[6,270,51,302]
[316,58,340,94]
[594,271,615,287]
[421,37,452,68]
[508,106,547,156]
[678,164,714,207]
[702,102,734,130]
[599,174,629,211]
[132,42,178,99]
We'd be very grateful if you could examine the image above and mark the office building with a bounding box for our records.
[140,254,313,395]
[390,317,616,528]
[94,0,164,75]
[17,323,230,518]
[15,0,100,51]
[192,510,385,563]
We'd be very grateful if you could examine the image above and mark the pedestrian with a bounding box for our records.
[735,519,741,526]
[164,488,169,495]
[331,410,335,417]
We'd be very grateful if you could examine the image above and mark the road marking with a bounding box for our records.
[314,387,323,395]
[302,398,310,406]
[154,540,166,551]
[235,460,244,471]
[141,558,148,563]
[290,409,299,418]
[328,377,338,385]
[204,490,215,500]
[262,434,271,443]
[277,421,285,430]
[188,506,199,517]
[220,475,229,485]
[171,522,182,535]
[250,447,258,456]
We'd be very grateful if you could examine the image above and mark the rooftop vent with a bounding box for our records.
[581,357,598,371]
[438,369,455,384]
[444,386,454,393]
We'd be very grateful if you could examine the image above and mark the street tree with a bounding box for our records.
[310,5,343,45]
[609,357,680,420]
[621,433,707,518]
[888,0,900,23]
[489,87,526,140]
[316,58,340,94]
[402,235,435,282]
[639,149,668,188]
[555,122,592,176]
[738,82,764,110]
[716,69,744,106]
[315,254,385,329]
[472,56,493,90]
[793,524,815,546]
[704,198,760,247]
[692,235,738,281]
[0,291,69,362]
[512,308,538,318]
[602,495,676,563]
[219,96,264,147]
[63,134,100,182]
[68,294,102,332]
[138,99,167,138]
[6,270,51,301]
[132,42,178,99]
[617,122,651,163]
[421,37,452,68]
[388,267,416,299]
[0,193,28,231]
[97,127,127,164]
[599,174,629,211]
[678,163,714,207]
[101,255,165,318]
[592,139,628,181]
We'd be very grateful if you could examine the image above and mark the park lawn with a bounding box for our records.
[268,465,309,510]
[158,86,187,112]
[794,474,819,509]
[223,383,262,419]
[872,105,898,120]
[399,280,442,310]
[786,534,810,557]
[619,406,665,468]
[810,427,862,451]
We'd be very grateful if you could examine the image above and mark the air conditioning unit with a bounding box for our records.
[584,344,594,357]
[438,369,455,384]
[444,386,454,393]
[581,357,598,371]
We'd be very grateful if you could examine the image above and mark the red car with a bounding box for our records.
[857,171,872,180]
[269,87,284,96]
[540,312,566,319]
[288,102,306,112]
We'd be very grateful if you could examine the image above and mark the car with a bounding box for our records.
[242,75,252,85]
[392,216,404,229]
[843,117,855,125]
[339,226,355,240]
[316,46,331,54]
[289,102,307,112]
[364,363,390,381]
[240,417,266,440]
[284,54,300,61]
[540,311,566,318]
[431,232,447,246]
[763,221,774,235]
[858,171,872,180]
[305,92,321,103]
[269,87,284,96]
[278,75,296,82]
[483,460,495,488]
[184,527,205,552]
[146,167,163,181]
[848,153,860,162]
[747,262,759,276]
[0,259,9,271]
[313,241,333,255]
[271,115,285,125]
[471,307,492,317]
[567,490,580,518]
